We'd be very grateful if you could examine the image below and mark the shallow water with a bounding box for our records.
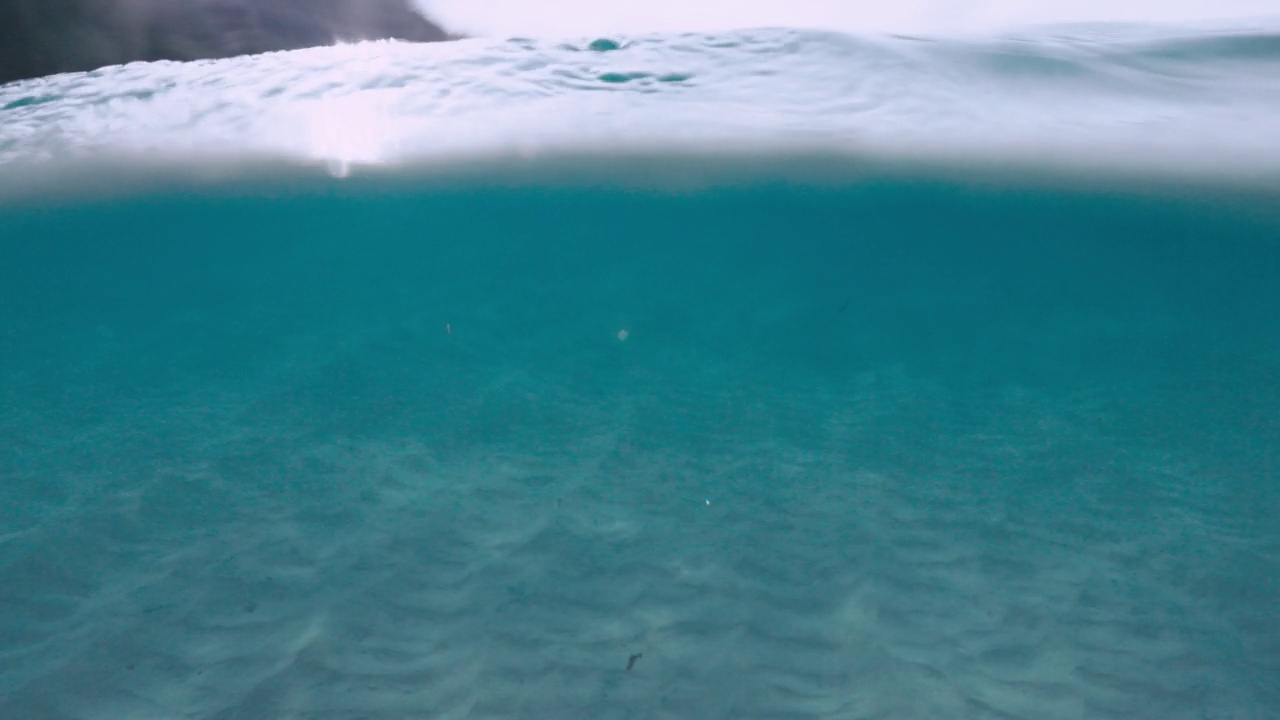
[2,21,1280,720]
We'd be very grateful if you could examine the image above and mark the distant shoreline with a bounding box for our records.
[0,0,455,86]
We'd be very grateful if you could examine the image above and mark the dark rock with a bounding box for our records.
[0,0,452,85]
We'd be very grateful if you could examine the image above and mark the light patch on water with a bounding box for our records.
[307,94,396,176]
[297,46,414,176]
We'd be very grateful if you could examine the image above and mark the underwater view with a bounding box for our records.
[1,14,1279,720]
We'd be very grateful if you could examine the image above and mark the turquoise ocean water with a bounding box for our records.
[1,24,1279,719]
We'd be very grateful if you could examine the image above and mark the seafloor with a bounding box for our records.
[1,172,1277,718]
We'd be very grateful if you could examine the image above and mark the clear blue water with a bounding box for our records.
[1,23,1279,720]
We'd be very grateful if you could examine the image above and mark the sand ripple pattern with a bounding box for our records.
[2,367,1276,719]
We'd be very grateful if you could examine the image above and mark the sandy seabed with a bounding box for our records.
[1,307,1275,720]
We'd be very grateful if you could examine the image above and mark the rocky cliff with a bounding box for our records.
[0,0,451,85]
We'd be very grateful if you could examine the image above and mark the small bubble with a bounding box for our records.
[617,329,630,341]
